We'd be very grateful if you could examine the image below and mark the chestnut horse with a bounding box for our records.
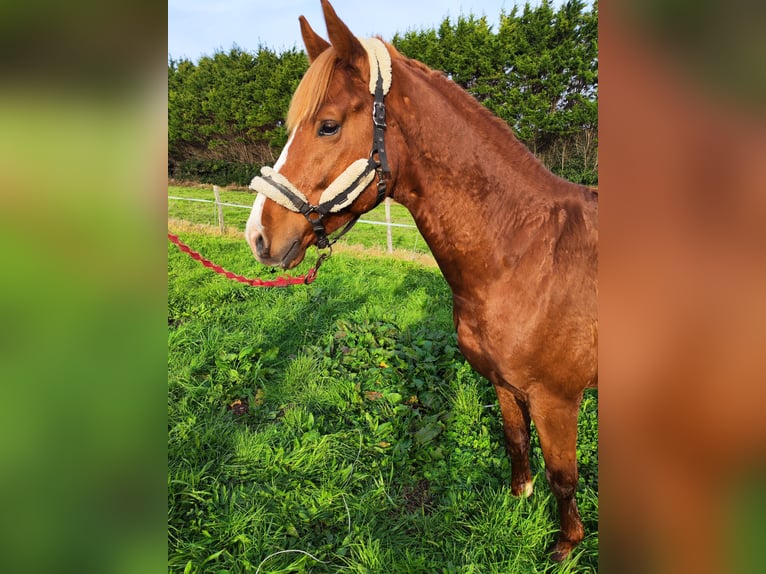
[246,0,597,562]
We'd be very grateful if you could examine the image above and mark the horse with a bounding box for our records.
[245,0,598,562]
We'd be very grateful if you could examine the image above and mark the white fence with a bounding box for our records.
[168,186,418,253]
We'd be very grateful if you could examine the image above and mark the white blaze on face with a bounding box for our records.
[246,130,295,234]
[246,193,267,233]
[273,129,295,173]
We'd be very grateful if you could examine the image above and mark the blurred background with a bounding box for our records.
[0,1,167,573]
[600,1,765,572]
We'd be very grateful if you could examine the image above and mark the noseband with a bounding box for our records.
[249,38,392,250]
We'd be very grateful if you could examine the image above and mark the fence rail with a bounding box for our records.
[168,195,252,209]
[168,186,418,253]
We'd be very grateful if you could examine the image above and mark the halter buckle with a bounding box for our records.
[372,101,386,128]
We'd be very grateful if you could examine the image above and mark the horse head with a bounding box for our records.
[246,0,396,269]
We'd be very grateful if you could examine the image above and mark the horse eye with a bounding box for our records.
[318,121,340,137]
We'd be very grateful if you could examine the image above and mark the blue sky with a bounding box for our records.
[168,0,572,62]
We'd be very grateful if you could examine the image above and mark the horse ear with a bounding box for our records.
[321,0,366,64]
[299,16,330,62]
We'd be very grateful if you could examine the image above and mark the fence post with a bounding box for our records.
[212,185,225,234]
[385,197,393,254]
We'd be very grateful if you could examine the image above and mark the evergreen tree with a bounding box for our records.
[168,47,308,184]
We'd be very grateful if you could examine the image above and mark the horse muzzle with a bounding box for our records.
[245,226,306,270]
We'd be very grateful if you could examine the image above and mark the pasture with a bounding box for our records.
[168,222,598,572]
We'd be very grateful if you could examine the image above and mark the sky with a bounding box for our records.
[168,0,571,62]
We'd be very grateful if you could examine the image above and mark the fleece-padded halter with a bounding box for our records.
[253,159,376,215]
[249,37,392,249]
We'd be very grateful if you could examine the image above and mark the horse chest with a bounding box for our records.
[452,299,513,381]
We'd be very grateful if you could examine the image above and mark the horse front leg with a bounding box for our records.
[528,389,585,562]
[494,381,533,497]
[454,311,534,496]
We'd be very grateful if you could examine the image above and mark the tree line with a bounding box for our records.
[168,0,597,187]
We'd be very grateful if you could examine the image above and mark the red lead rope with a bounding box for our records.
[168,232,322,287]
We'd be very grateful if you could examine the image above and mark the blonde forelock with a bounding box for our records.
[286,48,338,131]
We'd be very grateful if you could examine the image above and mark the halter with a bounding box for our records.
[249,38,392,249]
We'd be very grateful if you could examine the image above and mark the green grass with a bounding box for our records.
[168,230,598,573]
[168,186,430,253]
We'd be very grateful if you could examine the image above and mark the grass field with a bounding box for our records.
[168,223,598,573]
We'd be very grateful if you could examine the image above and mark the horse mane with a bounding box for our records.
[287,47,338,131]
[401,55,558,181]
[384,51,586,207]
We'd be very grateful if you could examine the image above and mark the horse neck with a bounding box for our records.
[388,59,587,290]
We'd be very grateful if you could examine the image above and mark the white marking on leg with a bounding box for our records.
[522,481,534,498]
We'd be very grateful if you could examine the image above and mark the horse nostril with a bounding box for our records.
[255,234,267,258]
